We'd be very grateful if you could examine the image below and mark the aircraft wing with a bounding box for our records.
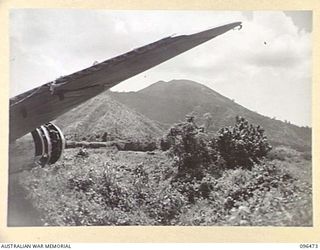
[9,22,241,141]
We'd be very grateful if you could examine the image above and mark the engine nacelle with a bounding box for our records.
[9,123,65,174]
[31,123,66,166]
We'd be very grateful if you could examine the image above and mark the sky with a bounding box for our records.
[10,10,312,127]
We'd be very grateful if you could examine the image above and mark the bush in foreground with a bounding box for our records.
[164,115,221,180]
[216,116,272,169]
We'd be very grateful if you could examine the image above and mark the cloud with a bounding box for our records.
[10,10,311,126]
[284,11,312,32]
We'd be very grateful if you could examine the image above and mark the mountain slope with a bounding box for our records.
[55,91,164,141]
[110,79,311,151]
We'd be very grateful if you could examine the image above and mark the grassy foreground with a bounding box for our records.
[18,145,312,226]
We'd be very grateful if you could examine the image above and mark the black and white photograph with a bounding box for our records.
[8,9,312,227]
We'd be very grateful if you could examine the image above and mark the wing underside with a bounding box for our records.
[9,22,241,141]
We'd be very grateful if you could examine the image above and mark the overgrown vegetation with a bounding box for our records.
[19,116,312,226]
[165,115,221,180]
[216,116,272,169]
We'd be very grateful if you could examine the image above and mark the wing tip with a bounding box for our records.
[190,21,242,41]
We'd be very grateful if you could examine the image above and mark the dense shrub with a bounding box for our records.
[164,115,272,176]
[21,152,189,226]
[215,161,312,226]
[165,115,220,180]
[177,161,312,226]
[217,116,272,169]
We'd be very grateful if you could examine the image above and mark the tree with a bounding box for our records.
[216,116,272,169]
[165,115,219,180]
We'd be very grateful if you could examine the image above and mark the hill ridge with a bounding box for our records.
[55,92,164,142]
[111,79,311,151]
